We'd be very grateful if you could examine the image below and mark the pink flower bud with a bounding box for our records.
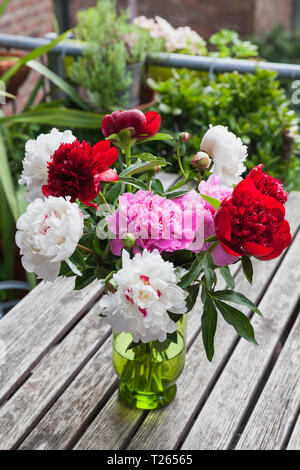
[178,132,191,143]
[191,151,211,170]
[101,109,161,140]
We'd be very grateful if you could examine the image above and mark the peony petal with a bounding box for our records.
[215,206,232,241]
[243,241,273,257]
[101,113,119,138]
[139,111,161,138]
[98,169,119,182]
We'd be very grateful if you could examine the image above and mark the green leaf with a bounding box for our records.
[214,299,258,344]
[167,311,183,323]
[200,194,221,210]
[120,160,167,177]
[0,0,11,17]
[74,269,96,290]
[26,60,89,110]
[204,235,218,243]
[0,128,18,220]
[137,132,173,144]
[185,284,200,312]
[0,107,103,128]
[69,249,86,271]
[126,340,142,352]
[150,178,165,196]
[106,182,124,205]
[242,255,253,284]
[203,254,215,289]
[219,265,235,289]
[213,290,262,316]
[179,252,206,289]
[152,338,172,352]
[133,152,166,164]
[201,295,218,361]
[118,176,148,191]
[166,189,189,199]
[1,30,71,83]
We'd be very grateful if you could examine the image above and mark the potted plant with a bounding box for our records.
[0,51,30,97]
[67,0,164,111]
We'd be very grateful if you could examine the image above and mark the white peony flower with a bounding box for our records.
[200,125,247,186]
[19,128,76,202]
[15,196,84,282]
[99,250,188,343]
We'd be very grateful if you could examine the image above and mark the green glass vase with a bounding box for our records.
[112,317,187,410]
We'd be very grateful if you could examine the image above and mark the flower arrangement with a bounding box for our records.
[16,109,291,409]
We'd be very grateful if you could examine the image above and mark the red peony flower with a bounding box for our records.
[248,164,288,204]
[42,139,118,206]
[214,177,291,261]
[101,109,161,140]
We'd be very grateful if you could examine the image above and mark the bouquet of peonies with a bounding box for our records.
[16,109,291,408]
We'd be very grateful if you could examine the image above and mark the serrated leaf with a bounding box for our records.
[214,299,258,344]
[213,290,262,316]
[242,255,253,284]
[200,194,221,210]
[201,295,218,361]
[219,265,235,289]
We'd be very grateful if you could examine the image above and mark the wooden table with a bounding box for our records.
[0,176,299,451]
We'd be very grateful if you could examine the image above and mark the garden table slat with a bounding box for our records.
[180,226,300,450]
[286,414,300,450]
[0,277,102,406]
[72,265,241,451]
[0,188,299,451]
[235,311,300,450]
[19,274,233,451]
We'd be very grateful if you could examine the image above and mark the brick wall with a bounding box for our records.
[254,0,292,36]
[0,0,54,114]
[70,0,292,38]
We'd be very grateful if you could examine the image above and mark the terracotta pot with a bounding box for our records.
[136,80,156,110]
[0,51,30,98]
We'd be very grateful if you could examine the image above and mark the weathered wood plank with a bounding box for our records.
[126,193,300,450]
[18,291,206,450]
[9,191,300,450]
[180,231,300,450]
[0,278,102,405]
[0,303,110,450]
[286,414,300,449]
[235,311,300,450]
[73,265,241,450]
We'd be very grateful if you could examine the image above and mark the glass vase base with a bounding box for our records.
[119,382,177,410]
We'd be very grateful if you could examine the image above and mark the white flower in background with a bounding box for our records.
[133,15,205,54]
[15,196,83,282]
[19,128,76,202]
[99,250,187,343]
[200,125,247,186]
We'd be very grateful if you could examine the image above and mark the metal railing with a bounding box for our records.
[1,32,300,79]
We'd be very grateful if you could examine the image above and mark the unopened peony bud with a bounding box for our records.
[122,233,136,249]
[178,132,191,143]
[191,151,211,170]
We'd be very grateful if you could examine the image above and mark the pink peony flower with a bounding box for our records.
[107,191,201,255]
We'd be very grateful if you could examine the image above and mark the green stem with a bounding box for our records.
[98,191,113,214]
[124,144,132,192]
[177,153,193,190]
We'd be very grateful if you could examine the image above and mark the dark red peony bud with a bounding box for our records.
[101,109,161,140]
